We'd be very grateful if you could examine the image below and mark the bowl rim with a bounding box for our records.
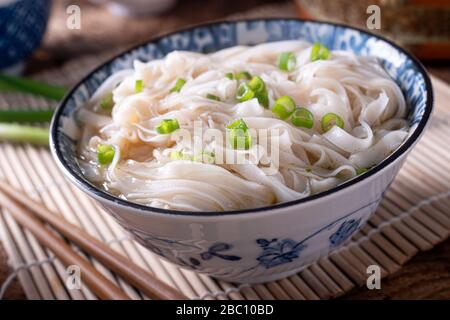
[50,17,434,217]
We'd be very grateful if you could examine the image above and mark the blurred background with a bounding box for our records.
[1,0,449,79]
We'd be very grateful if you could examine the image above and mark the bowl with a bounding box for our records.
[0,0,51,73]
[50,19,433,283]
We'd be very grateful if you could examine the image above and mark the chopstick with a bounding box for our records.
[0,181,188,300]
[0,190,130,300]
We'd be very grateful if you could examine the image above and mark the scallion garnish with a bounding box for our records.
[155,118,180,134]
[272,96,296,120]
[248,76,269,108]
[321,113,344,132]
[227,118,249,131]
[236,83,255,102]
[135,80,144,93]
[356,167,368,175]
[225,73,234,80]
[248,76,265,93]
[100,92,114,110]
[0,74,67,101]
[0,109,54,123]
[256,90,269,108]
[206,93,221,101]
[97,144,115,165]
[235,71,252,81]
[277,52,296,71]
[228,129,252,150]
[310,43,330,62]
[193,152,215,164]
[0,124,49,146]
[226,119,251,150]
[170,151,192,161]
[170,78,186,93]
[170,151,183,160]
[291,107,314,128]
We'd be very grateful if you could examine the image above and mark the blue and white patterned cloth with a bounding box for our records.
[0,0,51,69]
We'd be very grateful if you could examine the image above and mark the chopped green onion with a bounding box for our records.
[356,167,368,175]
[228,129,252,150]
[225,73,234,80]
[272,96,296,120]
[170,151,183,160]
[247,76,269,108]
[193,152,215,164]
[248,76,266,93]
[100,92,114,110]
[310,43,330,61]
[236,83,255,102]
[170,151,192,161]
[226,118,249,131]
[135,80,144,93]
[321,113,344,132]
[291,107,314,128]
[255,90,269,108]
[235,71,252,81]
[0,109,54,123]
[226,119,251,150]
[206,93,221,101]
[0,123,49,146]
[97,144,115,165]
[0,74,67,101]
[277,52,297,71]
[155,119,180,134]
[170,78,186,93]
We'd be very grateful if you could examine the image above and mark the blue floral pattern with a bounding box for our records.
[329,218,362,248]
[171,242,241,270]
[200,243,242,261]
[128,229,242,269]
[256,238,307,269]
[176,257,201,270]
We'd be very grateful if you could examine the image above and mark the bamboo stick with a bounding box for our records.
[0,191,130,300]
[0,181,187,300]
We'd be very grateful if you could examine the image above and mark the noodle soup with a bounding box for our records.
[77,41,408,212]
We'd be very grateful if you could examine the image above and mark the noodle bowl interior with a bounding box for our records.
[77,41,409,212]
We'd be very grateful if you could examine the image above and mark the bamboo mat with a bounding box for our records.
[0,54,449,300]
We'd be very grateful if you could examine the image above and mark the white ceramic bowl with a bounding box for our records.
[50,19,433,283]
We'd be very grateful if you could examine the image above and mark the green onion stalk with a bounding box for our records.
[0,74,67,101]
[0,109,54,123]
[0,123,49,146]
[0,74,69,146]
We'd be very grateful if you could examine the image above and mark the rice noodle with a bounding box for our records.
[77,41,408,211]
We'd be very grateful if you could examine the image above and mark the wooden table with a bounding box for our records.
[1,0,449,300]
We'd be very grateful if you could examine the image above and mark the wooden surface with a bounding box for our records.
[1,0,449,300]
